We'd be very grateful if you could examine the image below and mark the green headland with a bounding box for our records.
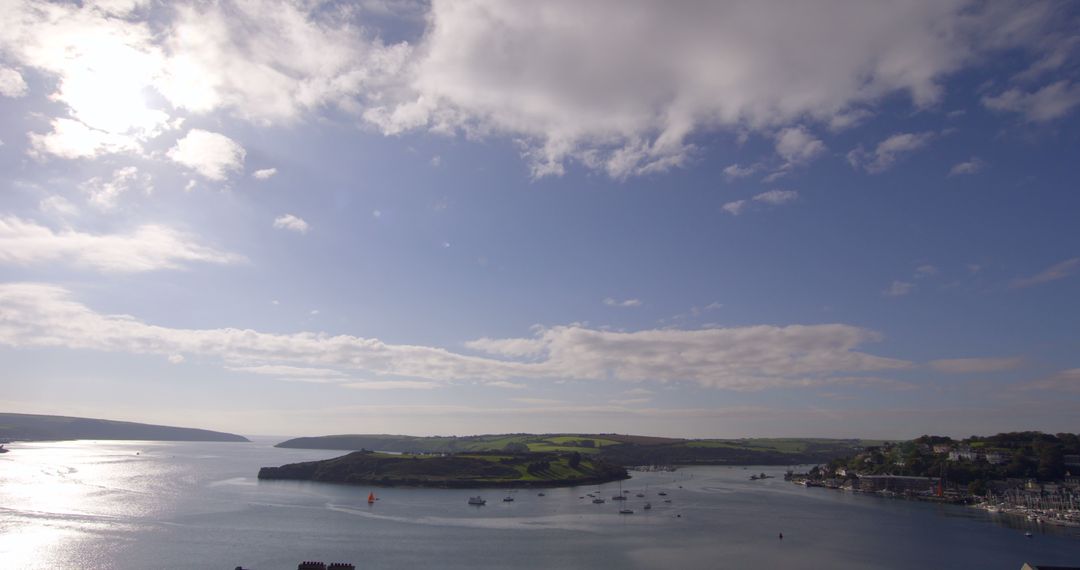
[257,449,628,488]
[274,433,872,466]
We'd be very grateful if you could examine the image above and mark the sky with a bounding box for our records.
[1,0,1078,439]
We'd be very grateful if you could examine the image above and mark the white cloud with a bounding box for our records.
[723,163,759,181]
[603,297,641,308]
[362,1,1058,178]
[154,1,409,122]
[624,387,654,397]
[3,3,170,155]
[28,118,142,160]
[929,357,1023,374]
[39,196,79,219]
[722,200,747,216]
[0,284,911,391]
[2,1,1069,178]
[273,214,310,234]
[1010,257,1079,289]
[948,157,985,176]
[882,281,914,297]
[342,381,441,390]
[167,129,246,181]
[915,264,938,277]
[227,364,349,383]
[252,168,277,180]
[982,80,1080,122]
[487,381,527,390]
[80,166,150,210]
[167,354,185,364]
[469,324,912,389]
[1025,368,1080,393]
[827,108,872,131]
[774,126,826,167]
[0,66,28,97]
[226,365,346,379]
[753,190,799,205]
[0,216,241,273]
[723,190,797,216]
[610,398,651,406]
[848,131,935,173]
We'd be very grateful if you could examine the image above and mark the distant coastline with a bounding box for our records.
[0,412,249,443]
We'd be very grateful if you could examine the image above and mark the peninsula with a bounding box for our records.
[274,433,870,466]
[258,450,628,488]
[0,412,250,443]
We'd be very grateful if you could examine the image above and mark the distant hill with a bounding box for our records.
[275,433,870,466]
[258,450,628,488]
[0,413,249,443]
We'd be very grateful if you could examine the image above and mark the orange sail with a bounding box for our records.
[368,492,376,504]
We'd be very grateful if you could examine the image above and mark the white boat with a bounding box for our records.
[467,496,486,506]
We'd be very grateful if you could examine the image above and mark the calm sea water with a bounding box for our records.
[1,439,1078,569]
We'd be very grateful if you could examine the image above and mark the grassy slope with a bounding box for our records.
[275,433,872,466]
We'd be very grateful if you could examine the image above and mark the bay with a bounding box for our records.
[1,439,1078,569]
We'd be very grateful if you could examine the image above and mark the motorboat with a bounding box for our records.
[468,496,487,506]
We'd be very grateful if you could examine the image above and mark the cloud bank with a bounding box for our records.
[2,0,1072,178]
[0,217,241,272]
[0,284,911,390]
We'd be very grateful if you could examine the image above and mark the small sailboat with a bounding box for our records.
[612,481,627,500]
[367,492,376,504]
[643,502,652,510]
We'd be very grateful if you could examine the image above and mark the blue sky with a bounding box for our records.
[1,0,1078,438]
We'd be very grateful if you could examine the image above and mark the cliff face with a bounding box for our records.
[258,451,628,488]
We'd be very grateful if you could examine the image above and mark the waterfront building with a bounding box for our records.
[855,475,937,494]
[948,447,979,462]
[984,451,1007,465]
